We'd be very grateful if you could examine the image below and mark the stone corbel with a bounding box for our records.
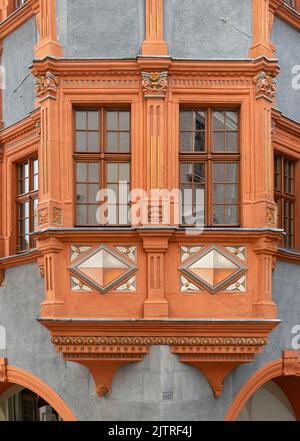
[253,71,277,102]
[35,71,59,101]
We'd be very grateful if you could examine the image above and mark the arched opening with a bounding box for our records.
[225,352,300,421]
[0,385,62,421]
[236,380,297,421]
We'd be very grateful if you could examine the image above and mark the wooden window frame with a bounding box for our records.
[15,156,38,253]
[179,107,240,227]
[73,107,131,227]
[274,152,296,249]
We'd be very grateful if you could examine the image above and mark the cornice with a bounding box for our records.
[276,248,300,265]
[30,57,280,79]
[270,0,300,32]
[272,109,300,155]
[0,109,40,145]
[0,249,40,269]
[0,0,38,39]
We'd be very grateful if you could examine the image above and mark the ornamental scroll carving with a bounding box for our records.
[142,71,168,97]
[253,71,277,101]
[35,71,59,98]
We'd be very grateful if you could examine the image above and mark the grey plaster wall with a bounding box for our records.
[0,261,299,421]
[272,17,300,124]
[56,0,145,59]
[2,17,37,128]
[164,0,252,59]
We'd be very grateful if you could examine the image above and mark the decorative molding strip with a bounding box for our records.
[51,336,268,347]
[0,110,40,145]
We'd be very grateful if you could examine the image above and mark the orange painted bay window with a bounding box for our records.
[16,157,38,252]
[74,108,131,226]
[180,108,240,226]
[275,153,296,249]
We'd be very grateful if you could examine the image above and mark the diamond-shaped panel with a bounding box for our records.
[179,245,246,293]
[69,245,137,294]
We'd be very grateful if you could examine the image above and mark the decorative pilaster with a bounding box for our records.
[141,0,168,56]
[34,0,63,58]
[249,0,276,58]
[140,233,171,318]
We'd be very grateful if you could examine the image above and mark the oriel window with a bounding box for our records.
[16,158,38,252]
[180,108,240,226]
[74,109,131,226]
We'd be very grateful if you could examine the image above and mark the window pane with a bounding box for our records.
[212,111,225,130]
[88,205,98,225]
[226,184,238,203]
[119,132,130,152]
[214,184,225,204]
[87,111,99,130]
[213,163,225,182]
[180,132,193,152]
[195,132,205,152]
[107,111,118,130]
[107,132,118,151]
[226,112,238,131]
[180,111,193,130]
[119,163,130,182]
[226,163,238,183]
[226,132,238,152]
[88,184,99,203]
[107,163,118,182]
[76,131,87,151]
[76,205,87,225]
[212,132,225,152]
[76,111,87,130]
[76,184,88,203]
[195,111,206,131]
[119,111,130,130]
[225,205,238,224]
[87,132,99,152]
[88,163,99,182]
[77,163,87,181]
[180,163,193,183]
[213,205,225,224]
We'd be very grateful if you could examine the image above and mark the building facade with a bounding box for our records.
[0,0,300,421]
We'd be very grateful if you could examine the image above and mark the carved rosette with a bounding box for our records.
[35,71,59,98]
[253,71,277,101]
[142,71,168,98]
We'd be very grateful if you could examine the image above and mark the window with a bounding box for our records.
[16,158,38,252]
[284,0,296,8]
[274,153,295,249]
[74,109,131,226]
[15,0,26,10]
[180,108,240,226]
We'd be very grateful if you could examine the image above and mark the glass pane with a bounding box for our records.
[212,132,225,152]
[107,132,118,151]
[180,132,193,152]
[119,205,129,225]
[107,184,119,202]
[107,111,118,130]
[213,205,225,224]
[225,205,238,224]
[33,173,38,191]
[226,163,238,183]
[107,163,118,183]
[119,111,130,130]
[226,112,238,130]
[88,205,98,225]
[213,163,225,183]
[195,132,205,152]
[119,132,130,152]
[193,163,205,186]
[87,111,99,130]
[88,163,99,182]
[214,184,225,203]
[76,131,87,151]
[76,184,88,203]
[195,111,205,131]
[180,163,193,183]
[33,159,38,174]
[76,111,87,130]
[76,205,87,225]
[119,163,130,182]
[88,184,99,203]
[77,163,87,181]
[226,184,238,203]
[180,111,193,130]
[226,132,238,152]
[212,111,225,131]
[87,132,99,152]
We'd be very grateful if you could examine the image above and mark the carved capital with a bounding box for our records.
[38,207,49,227]
[0,358,7,383]
[253,71,277,101]
[266,206,276,225]
[142,71,168,98]
[35,71,59,99]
